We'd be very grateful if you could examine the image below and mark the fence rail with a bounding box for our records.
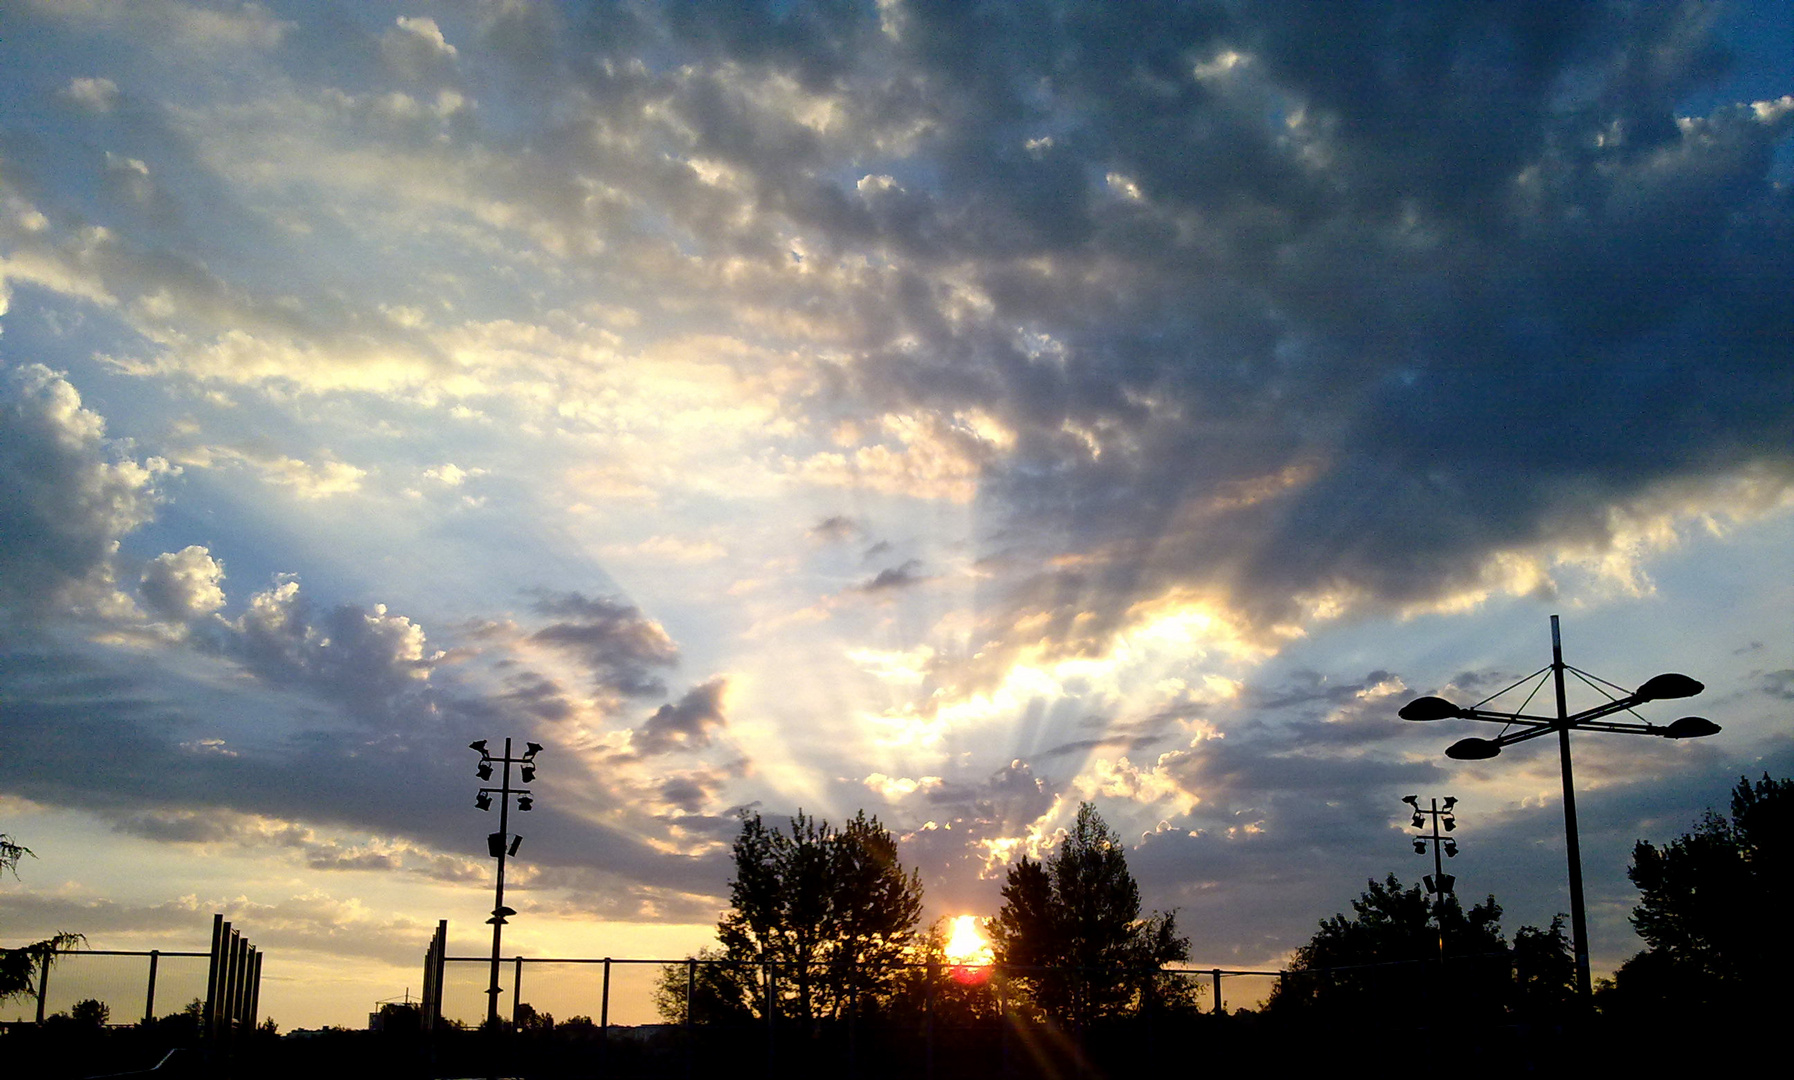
[1,913,261,1037]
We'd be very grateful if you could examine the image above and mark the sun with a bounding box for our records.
[943,914,993,984]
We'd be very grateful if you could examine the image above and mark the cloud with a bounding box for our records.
[0,363,171,617]
[62,76,121,112]
[528,591,681,699]
[227,577,439,705]
[856,559,929,593]
[632,677,730,755]
[139,545,226,624]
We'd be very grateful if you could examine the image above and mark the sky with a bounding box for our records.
[2,0,1792,1029]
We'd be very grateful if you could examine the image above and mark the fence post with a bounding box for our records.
[685,957,697,1079]
[764,960,776,1080]
[925,960,937,1080]
[34,948,51,1024]
[248,950,263,1030]
[511,956,524,1029]
[1212,968,1222,1015]
[203,914,224,1038]
[600,958,611,1033]
[144,950,160,1026]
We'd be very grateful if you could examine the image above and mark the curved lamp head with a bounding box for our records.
[1445,737,1501,761]
[1634,673,1704,702]
[468,739,489,754]
[1662,716,1721,739]
[1400,696,1464,722]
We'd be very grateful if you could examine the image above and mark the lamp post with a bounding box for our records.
[1398,615,1718,1004]
[469,737,542,1030]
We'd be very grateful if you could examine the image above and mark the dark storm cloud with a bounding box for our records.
[519,1,1794,659]
[527,590,680,698]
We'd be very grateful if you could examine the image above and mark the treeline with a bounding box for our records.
[656,803,1191,1028]
[665,774,1790,1033]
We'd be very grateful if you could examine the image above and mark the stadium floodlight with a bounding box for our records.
[466,736,545,1029]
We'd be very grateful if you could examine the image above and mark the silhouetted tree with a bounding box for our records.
[653,948,757,1025]
[989,803,1190,1027]
[1266,874,1510,1021]
[1510,915,1576,1021]
[1,833,31,878]
[71,997,110,1028]
[0,931,85,1003]
[1606,774,1790,1017]
[663,809,923,1025]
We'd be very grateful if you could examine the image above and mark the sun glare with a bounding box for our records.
[944,914,994,984]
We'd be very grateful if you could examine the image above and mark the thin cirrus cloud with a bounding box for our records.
[1,0,1792,1025]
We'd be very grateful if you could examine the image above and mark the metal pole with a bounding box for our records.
[685,957,697,1079]
[34,949,51,1024]
[600,958,611,1032]
[600,957,611,1073]
[512,955,523,1028]
[248,950,263,1030]
[925,960,936,1080]
[145,950,160,1026]
[486,737,513,1029]
[203,913,224,1038]
[1212,968,1222,1014]
[765,960,776,1080]
[1551,615,1593,1004]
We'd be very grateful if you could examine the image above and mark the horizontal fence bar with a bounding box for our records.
[11,948,209,958]
[441,955,1282,975]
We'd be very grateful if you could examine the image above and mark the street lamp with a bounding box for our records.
[469,737,542,1030]
[1398,615,1718,1004]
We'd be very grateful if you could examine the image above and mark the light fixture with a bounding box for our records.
[476,762,492,781]
[475,792,492,811]
[1399,696,1463,722]
[1443,816,1455,832]
[507,835,522,856]
[1441,796,1457,811]
[1411,814,1424,828]
[469,740,489,754]
[524,742,543,759]
[517,796,533,811]
[487,832,507,858]
[1444,839,1458,857]
[1398,617,1724,1006]
[1413,839,1426,854]
[1402,794,1420,808]
[1664,716,1720,739]
[520,765,535,783]
[486,905,516,926]
[1634,674,1704,702]
[1445,737,1501,760]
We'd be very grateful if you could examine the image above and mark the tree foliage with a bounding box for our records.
[989,803,1190,1026]
[1265,874,1547,1021]
[1,833,32,878]
[667,809,924,1025]
[1606,774,1790,1016]
[0,931,87,1003]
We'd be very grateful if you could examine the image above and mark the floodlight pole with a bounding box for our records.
[486,737,514,1031]
[1550,616,1593,1003]
[469,737,540,1031]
